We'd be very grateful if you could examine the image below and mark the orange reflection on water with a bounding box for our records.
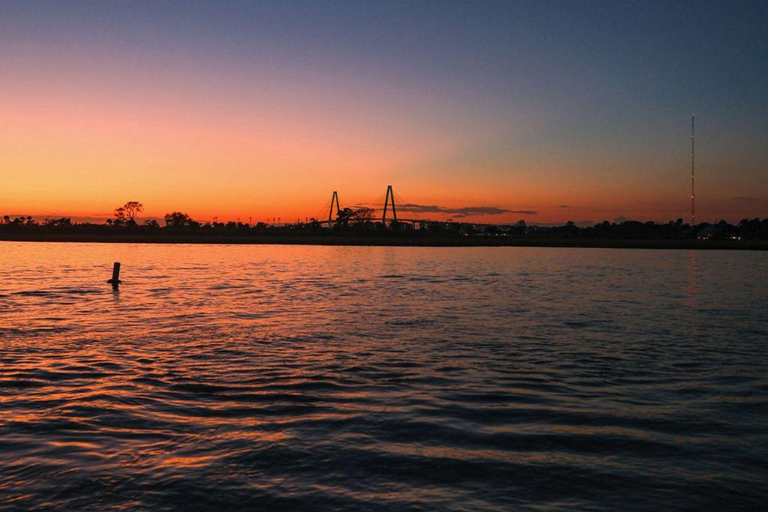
[158,455,216,470]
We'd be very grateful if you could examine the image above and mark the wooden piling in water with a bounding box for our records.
[107,262,121,288]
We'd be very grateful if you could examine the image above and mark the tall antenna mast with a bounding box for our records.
[691,113,695,225]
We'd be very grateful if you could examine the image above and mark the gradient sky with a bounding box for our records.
[1,0,766,224]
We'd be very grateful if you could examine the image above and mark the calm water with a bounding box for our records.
[0,242,766,511]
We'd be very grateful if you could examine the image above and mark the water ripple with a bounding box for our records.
[0,243,766,511]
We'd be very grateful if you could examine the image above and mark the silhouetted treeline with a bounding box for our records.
[562,218,768,241]
[2,213,767,241]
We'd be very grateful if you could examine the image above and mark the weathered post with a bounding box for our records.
[107,262,121,288]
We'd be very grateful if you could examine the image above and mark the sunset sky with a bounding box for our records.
[1,1,766,224]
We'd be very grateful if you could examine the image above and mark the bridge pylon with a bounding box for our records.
[382,185,397,225]
[328,191,341,223]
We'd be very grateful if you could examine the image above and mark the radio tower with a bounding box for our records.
[691,113,695,225]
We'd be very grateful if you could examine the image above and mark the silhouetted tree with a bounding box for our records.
[351,207,375,223]
[334,207,377,229]
[334,208,354,228]
[113,201,143,226]
[123,201,143,220]
[164,211,198,229]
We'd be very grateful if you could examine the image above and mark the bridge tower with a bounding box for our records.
[328,191,341,223]
[382,185,397,225]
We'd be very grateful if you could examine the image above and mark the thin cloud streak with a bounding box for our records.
[397,203,536,218]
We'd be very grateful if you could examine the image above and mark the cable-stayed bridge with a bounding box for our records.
[313,185,423,226]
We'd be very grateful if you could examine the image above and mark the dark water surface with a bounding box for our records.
[1,242,766,511]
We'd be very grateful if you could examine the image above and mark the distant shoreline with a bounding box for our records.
[1,233,766,250]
